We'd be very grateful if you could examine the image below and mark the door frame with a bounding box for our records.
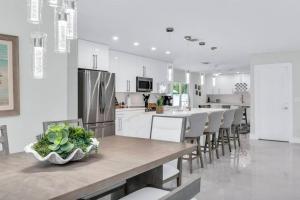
[252,63,294,142]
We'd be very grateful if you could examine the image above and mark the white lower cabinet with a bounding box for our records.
[115,110,153,138]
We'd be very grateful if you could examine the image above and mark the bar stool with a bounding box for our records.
[203,111,223,163]
[232,108,244,149]
[184,113,208,173]
[150,115,187,187]
[0,125,9,155]
[218,109,235,155]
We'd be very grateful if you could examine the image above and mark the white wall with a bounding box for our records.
[251,51,300,141]
[0,0,68,153]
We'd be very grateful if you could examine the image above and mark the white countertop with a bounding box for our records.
[156,108,227,117]
[200,103,251,107]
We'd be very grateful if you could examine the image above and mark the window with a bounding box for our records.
[172,82,189,107]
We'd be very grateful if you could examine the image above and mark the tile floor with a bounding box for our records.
[181,135,300,200]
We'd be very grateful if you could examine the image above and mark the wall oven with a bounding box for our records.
[136,77,153,92]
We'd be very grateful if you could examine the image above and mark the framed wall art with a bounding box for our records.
[0,34,20,117]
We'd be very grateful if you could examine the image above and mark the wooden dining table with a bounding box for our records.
[0,136,196,200]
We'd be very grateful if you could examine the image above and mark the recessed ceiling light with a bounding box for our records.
[202,62,210,65]
[133,42,140,46]
[114,56,119,60]
[165,51,171,55]
[236,72,240,74]
[211,47,218,50]
[166,27,175,32]
[112,36,119,41]
[151,47,157,51]
[199,42,206,46]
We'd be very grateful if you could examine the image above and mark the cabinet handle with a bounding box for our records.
[95,54,98,68]
[92,54,97,69]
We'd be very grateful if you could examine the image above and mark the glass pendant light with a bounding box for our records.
[200,73,205,86]
[186,70,190,84]
[65,0,78,40]
[27,0,43,24]
[48,0,59,7]
[168,65,173,82]
[31,33,47,79]
[54,8,68,53]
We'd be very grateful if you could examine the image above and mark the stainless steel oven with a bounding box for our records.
[136,77,153,92]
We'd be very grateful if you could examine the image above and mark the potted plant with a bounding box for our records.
[156,96,164,114]
[25,124,99,164]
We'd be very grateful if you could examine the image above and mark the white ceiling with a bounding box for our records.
[78,0,300,72]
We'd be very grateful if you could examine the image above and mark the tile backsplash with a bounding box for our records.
[115,92,162,107]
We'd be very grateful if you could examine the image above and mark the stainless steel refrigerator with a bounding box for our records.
[78,69,115,138]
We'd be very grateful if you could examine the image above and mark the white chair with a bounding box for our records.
[0,125,9,155]
[232,108,244,149]
[119,175,200,200]
[184,113,208,173]
[150,115,187,187]
[203,111,223,163]
[219,109,235,155]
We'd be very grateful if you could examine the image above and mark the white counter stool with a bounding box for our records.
[150,115,187,187]
[119,175,200,200]
[232,108,244,149]
[203,111,223,163]
[218,109,235,155]
[184,113,208,173]
[0,125,9,155]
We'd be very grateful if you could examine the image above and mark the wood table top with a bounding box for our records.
[0,136,196,200]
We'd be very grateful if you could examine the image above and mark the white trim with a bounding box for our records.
[291,137,300,144]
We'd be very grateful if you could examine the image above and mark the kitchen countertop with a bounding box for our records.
[200,103,251,107]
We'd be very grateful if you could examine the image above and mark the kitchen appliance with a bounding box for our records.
[136,77,153,92]
[143,94,150,108]
[78,69,115,138]
[162,95,173,106]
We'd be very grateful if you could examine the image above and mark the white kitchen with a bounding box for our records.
[1,0,300,200]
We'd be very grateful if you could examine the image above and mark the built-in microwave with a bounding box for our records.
[136,77,153,92]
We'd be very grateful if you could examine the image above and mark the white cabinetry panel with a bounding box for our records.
[78,39,109,71]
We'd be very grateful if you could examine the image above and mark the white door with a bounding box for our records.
[254,63,293,141]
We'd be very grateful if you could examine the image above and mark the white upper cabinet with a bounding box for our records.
[110,50,168,93]
[78,39,109,71]
[205,73,250,94]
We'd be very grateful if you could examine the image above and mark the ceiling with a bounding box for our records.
[78,0,300,73]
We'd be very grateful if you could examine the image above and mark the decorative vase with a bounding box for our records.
[156,106,164,114]
[24,138,99,165]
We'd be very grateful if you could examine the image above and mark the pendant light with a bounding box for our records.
[27,0,43,24]
[31,32,47,79]
[65,0,78,40]
[48,0,59,7]
[166,27,174,83]
[200,73,205,86]
[54,8,68,53]
[186,71,190,84]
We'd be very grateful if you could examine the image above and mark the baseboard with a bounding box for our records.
[249,133,258,140]
[291,137,300,143]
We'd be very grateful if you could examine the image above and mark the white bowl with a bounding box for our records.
[24,138,99,165]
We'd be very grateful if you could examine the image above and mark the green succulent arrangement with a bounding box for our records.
[157,96,164,107]
[33,124,95,159]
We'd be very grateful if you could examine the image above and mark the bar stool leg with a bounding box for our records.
[221,129,225,156]
[189,153,193,174]
[197,137,204,168]
[207,133,213,163]
[237,126,241,147]
[213,133,219,159]
[226,128,232,152]
[233,126,237,149]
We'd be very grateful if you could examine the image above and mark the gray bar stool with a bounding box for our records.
[203,111,223,163]
[184,113,208,173]
[232,108,244,149]
[0,125,9,155]
[218,109,235,155]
